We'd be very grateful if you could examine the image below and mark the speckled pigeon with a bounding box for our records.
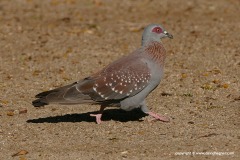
[32,24,173,124]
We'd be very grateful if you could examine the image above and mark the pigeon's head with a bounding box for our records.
[142,24,173,46]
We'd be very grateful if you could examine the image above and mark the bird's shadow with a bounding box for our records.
[27,108,147,123]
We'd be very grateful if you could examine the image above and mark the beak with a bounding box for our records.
[164,31,173,39]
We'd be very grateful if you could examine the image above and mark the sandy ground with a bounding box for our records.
[0,0,239,159]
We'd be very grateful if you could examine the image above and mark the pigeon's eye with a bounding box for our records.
[152,27,162,34]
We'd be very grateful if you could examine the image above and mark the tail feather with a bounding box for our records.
[35,89,59,98]
[32,81,94,107]
[32,99,48,107]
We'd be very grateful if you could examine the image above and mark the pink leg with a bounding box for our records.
[146,111,170,122]
[90,106,105,124]
[90,114,102,124]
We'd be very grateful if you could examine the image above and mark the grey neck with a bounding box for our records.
[141,36,161,46]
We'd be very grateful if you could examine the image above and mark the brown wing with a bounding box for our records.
[76,54,151,102]
[33,50,151,106]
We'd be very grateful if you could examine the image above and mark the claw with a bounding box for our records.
[146,111,170,122]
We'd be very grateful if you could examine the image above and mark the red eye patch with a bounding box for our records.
[152,27,162,34]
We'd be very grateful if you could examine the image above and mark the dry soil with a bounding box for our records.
[0,0,239,160]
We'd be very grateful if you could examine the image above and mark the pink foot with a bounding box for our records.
[90,114,102,124]
[146,111,170,122]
